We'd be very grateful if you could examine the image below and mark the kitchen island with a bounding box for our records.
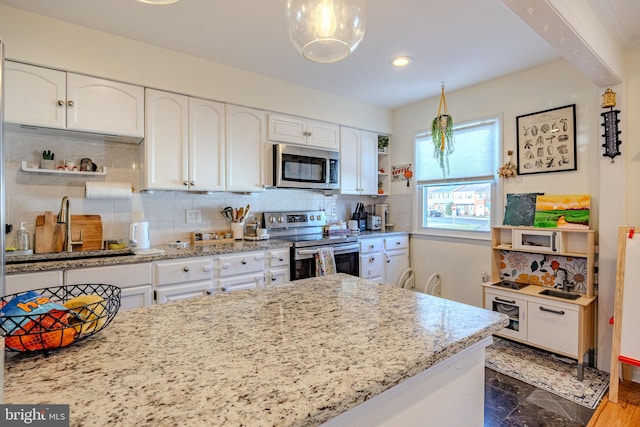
[4,274,508,426]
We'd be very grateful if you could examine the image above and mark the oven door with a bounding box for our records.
[292,243,359,280]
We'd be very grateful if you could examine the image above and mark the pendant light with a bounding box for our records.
[286,0,367,64]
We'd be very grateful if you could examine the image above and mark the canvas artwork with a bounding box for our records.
[503,193,544,226]
[533,194,590,229]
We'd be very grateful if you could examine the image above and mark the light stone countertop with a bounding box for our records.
[4,274,508,426]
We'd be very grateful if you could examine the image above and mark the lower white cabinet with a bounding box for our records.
[5,270,63,295]
[484,290,528,342]
[153,256,213,304]
[266,248,290,286]
[217,250,266,292]
[359,238,384,282]
[65,263,153,310]
[528,301,578,357]
[383,235,409,286]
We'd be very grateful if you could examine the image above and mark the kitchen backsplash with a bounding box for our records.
[4,131,409,248]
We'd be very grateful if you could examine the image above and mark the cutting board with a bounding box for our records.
[35,213,102,252]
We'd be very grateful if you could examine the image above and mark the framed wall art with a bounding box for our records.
[516,104,576,175]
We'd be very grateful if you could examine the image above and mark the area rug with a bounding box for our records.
[485,337,609,409]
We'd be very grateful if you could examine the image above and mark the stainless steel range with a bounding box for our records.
[263,210,359,280]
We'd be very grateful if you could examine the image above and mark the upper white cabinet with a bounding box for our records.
[5,61,144,140]
[267,113,339,150]
[225,105,267,192]
[340,127,378,195]
[144,89,225,191]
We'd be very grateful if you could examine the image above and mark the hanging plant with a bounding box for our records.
[432,84,454,176]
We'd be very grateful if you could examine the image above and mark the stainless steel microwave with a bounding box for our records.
[272,144,339,190]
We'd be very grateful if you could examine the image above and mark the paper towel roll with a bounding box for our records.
[85,182,132,200]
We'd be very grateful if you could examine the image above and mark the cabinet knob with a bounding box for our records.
[190,181,195,186]
[206,289,213,295]
[183,266,190,272]
[369,256,375,262]
[203,266,211,272]
[396,241,401,245]
[271,276,277,282]
[279,257,284,262]
[57,100,65,106]
[67,100,75,107]
[241,260,248,265]
[183,181,188,186]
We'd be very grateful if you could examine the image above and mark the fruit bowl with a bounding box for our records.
[0,284,121,353]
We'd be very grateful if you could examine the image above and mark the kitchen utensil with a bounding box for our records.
[240,204,250,222]
[221,207,234,222]
[129,221,150,249]
[236,207,244,222]
[35,211,64,253]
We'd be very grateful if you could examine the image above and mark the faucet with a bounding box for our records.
[57,196,82,252]
[554,268,573,292]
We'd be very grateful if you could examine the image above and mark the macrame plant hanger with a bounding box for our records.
[432,83,454,176]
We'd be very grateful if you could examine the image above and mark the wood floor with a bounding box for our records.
[588,381,640,427]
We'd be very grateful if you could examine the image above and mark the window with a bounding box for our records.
[415,116,500,238]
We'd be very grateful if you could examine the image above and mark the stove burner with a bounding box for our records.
[493,281,530,290]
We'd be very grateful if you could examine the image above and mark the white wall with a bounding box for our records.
[393,60,620,368]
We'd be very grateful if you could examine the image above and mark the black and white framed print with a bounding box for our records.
[516,104,576,175]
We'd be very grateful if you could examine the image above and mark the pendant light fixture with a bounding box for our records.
[286,0,367,64]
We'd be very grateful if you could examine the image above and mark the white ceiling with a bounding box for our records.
[0,0,637,110]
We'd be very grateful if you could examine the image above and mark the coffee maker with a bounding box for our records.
[374,204,390,232]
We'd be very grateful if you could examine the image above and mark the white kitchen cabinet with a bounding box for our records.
[5,270,63,295]
[144,89,225,191]
[5,61,144,139]
[359,238,383,282]
[484,288,528,342]
[266,248,290,286]
[64,263,153,310]
[225,105,267,192]
[217,250,266,292]
[267,113,339,150]
[528,300,579,357]
[383,235,409,286]
[153,256,213,304]
[340,127,378,195]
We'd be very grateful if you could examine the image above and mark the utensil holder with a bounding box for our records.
[231,222,245,240]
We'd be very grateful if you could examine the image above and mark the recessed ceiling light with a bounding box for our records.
[391,56,413,67]
[136,0,179,4]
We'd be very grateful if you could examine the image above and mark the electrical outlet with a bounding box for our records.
[331,205,337,216]
[186,209,201,224]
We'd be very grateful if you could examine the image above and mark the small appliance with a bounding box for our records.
[271,144,339,190]
[367,215,382,231]
[129,221,150,249]
[374,203,389,232]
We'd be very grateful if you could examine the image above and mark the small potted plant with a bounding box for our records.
[40,150,55,170]
[378,136,389,153]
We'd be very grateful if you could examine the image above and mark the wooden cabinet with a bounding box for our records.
[153,256,213,304]
[225,105,267,192]
[266,248,290,286]
[383,235,409,286]
[359,238,384,282]
[217,250,266,292]
[65,263,153,310]
[144,89,225,191]
[340,127,378,195]
[267,113,339,150]
[5,61,144,140]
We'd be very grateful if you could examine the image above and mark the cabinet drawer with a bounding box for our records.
[268,249,290,268]
[65,263,151,288]
[528,301,578,357]
[217,273,265,292]
[154,257,213,286]
[156,280,212,304]
[6,271,63,294]
[219,251,265,277]
[360,253,384,280]
[360,239,382,254]
[384,235,408,250]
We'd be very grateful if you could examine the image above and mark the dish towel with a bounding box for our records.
[315,247,336,276]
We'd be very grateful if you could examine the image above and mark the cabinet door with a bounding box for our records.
[484,290,527,341]
[5,62,66,128]
[225,105,266,192]
[66,73,144,137]
[144,89,189,190]
[360,253,383,282]
[5,271,63,295]
[306,119,339,150]
[189,97,225,191]
[340,126,361,194]
[121,285,154,310]
[156,281,212,304]
[267,268,290,286]
[528,301,579,357]
[360,238,383,255]
[359,130,379,195]
[384,249,409,286]
[267,114,306,145]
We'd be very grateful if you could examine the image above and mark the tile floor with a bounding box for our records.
[485,368,596,426]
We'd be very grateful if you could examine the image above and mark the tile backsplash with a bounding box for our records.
[4,131,404,248]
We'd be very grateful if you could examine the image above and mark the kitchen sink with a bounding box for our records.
[5,248,136,264]
[538,289,581,300]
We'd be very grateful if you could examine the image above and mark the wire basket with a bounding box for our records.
[0,284,121,353]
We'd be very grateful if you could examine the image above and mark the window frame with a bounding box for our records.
[413,115,503,241]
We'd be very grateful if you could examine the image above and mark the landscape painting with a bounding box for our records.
[533,194,590,229]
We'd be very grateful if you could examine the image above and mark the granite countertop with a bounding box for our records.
[5,239,292,274]
[4,274,508,426]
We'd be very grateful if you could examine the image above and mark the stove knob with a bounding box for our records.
[277,215,284,223]
[316,215,322,220]
[268,215,276,224]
